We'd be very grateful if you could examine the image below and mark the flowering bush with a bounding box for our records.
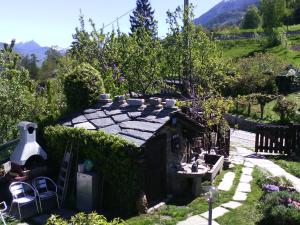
[260,191,300,225]
[47,213,125,225]
[262,184,280,192]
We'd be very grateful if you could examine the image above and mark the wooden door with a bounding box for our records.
[144,134,167,204]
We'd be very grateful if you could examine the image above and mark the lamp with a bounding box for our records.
[203,186,219,225]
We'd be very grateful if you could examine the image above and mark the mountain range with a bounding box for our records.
[194,0,260,28]
[0,40,66,65]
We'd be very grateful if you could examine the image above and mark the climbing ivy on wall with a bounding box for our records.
[43,125,142,216]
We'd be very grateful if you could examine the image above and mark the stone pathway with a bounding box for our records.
[177,129,300,225]
[178,160,254,225]
[218,172,235,191]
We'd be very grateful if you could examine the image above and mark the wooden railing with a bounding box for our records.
[255,124,299,155]
[0,139,19,164]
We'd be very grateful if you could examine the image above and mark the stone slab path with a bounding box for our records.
[177,129,300,225]
[177,215,220,225]
[218,172,235,191]
[177,160,253,225]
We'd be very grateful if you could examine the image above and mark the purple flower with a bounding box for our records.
[263,184,280,192]
[119,76,124,82]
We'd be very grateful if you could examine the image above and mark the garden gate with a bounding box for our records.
[255,124,300,155]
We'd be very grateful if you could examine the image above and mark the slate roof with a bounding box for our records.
[62,102,179,147]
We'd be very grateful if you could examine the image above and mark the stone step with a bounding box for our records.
[240,174,253,183]
[221,201,242,209]
[218,172,236,191]
[242,167,253,176]
[200,206,229,220]
[236,182,251,193]
[233,191,248,201]
[177,215,220,225]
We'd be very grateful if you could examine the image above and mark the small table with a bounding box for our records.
[176,164,208,197]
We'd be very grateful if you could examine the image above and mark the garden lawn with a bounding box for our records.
[216,167,264,225]
[268,155,300,179]
[126,165,242,225]
[219,36,300,67]
[231,91,300,123]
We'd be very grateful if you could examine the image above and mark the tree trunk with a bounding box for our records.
[260,104,265,120]
[280,112,285,123]
[247,102,251,116]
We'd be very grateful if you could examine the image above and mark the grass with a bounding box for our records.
[218,39,262,59]
[216,167,265,225]
[268,155,300,179]
[231,91,300,123]
[215,24,300,35]
[126,165,242,225]
[219,35,300,67]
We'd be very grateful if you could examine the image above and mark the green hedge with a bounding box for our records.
[44,125,142,216]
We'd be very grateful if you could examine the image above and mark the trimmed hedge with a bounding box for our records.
[64,63,105,112]
[43,125,142,216]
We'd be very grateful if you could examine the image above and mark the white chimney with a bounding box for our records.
[165,99,177,108]
[127,99,145,107]
[10,121,47,166]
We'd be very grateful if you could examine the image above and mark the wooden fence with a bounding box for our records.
[255,124,300,155]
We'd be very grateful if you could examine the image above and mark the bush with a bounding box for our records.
[260,191,300,225]
[273,96,297,122]
[228,53,285,96]
[47,212,125,225]
[64,63,105,112]
[43,125,141,216]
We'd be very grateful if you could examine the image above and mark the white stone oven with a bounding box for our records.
[10,121,47,167]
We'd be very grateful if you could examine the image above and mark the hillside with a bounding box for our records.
[0,40,66,65]
[194,0,260,28]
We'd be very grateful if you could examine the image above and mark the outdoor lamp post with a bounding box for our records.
[203,186,219,225]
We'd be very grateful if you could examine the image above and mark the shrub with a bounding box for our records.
[43,125,141,216]
[273,96,297,122]
[260,191,300,225]
[46,213,125,225]
[228,53,285,96]
[64,63,105,112]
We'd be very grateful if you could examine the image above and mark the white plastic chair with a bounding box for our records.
[9,182,39,219]
[0,201,7,225]
[32,177,60,212]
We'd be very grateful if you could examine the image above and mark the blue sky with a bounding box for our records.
[0,0,222,48]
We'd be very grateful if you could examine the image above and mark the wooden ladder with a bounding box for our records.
[57,150,73,207]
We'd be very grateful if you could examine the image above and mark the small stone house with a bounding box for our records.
[62,97,205,204]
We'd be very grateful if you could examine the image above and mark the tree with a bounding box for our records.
[123,27,163,95]
[0,69,37,142]
[69,13,105,66]
[241,5,261,29]
[227,53,285,96]
[260,0,287,46]
[273,96,297,122]
[255,93,276,120]
[163,6,229,97]
[130,0,157,36]
[39,48,62,80]
[0,39,21,71]
[21,54,39,79]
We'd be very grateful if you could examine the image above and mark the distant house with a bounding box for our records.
[62,97,206,204]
